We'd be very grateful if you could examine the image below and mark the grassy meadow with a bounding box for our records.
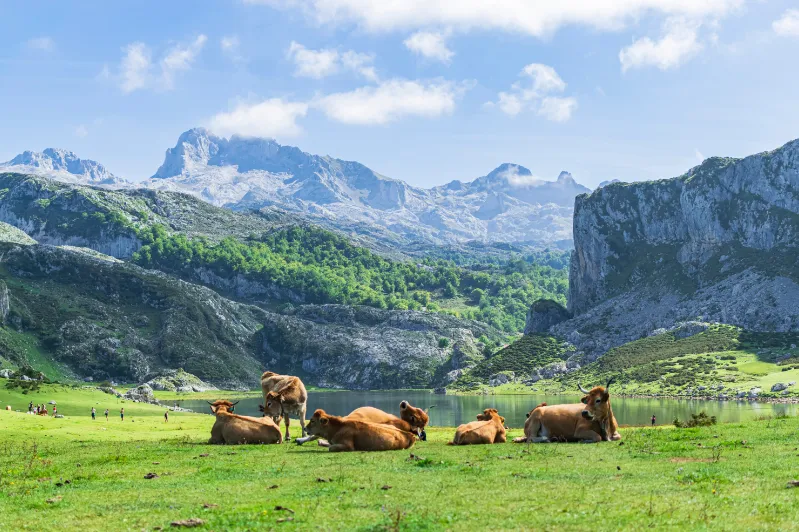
[1,384,799,531]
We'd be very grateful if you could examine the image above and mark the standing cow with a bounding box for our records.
[260,371,308,441]
[514,379,621,443]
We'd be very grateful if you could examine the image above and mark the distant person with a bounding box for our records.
[104,408,109,421]
[28,401,33,413]
[91,407,96,420]
[120,407,124,421]
[164,410,169,423]
[52,406,57,417]
[651,414,656,426]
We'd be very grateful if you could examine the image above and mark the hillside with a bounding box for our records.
[540,138,799,358]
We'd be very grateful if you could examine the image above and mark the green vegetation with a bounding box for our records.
[452,334,573,388]
[674,412,717,428]
[2,384,799,531]
[132,225,568,333]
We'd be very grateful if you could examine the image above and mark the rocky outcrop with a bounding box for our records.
[556,139,799,357]
[144,369,217,392]
[259,304,499,389]
[124,384,157,404]
[0,280,9,325]
[524,299,571,334]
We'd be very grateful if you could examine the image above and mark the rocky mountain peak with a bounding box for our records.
[2,148,122,186]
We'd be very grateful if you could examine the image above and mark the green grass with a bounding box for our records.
[2,384,799,530]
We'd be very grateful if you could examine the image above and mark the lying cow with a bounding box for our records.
[296,400,430,446]
[449,408,506,445]
[513,379,621,443]
[208,400,282,445]
[304,409,416,452]
[260,371,308,441]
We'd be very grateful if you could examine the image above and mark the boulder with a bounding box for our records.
[144,369,217,393]
[524,299,572,335]
[771,383,788,392]
[433,387,447,395]
[123,384,157,404]
[0,369,13,379]
[489,372,514,387]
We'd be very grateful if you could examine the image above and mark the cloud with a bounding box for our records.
[314,79,465,125]
[207,98,308,138]
[498,165,544,187]
[249,0,743,37]
[695,148,705,162]
[120,42,152,93]
[773,9,799,37]
[161,35,207,89]
[27,36,55,51]
[221,35,240,52]
[538,97,577,122]
[286,41,377,80]
[403,30,454,63]
[619,17,702,71]
[487,62,576,122]
[74,125,88,138]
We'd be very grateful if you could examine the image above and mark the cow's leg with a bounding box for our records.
[317,438,330,447]
[494,431,507,443]
[328,442,354,452]
[284,414,291,442]
[299,404,308,437]
[574,429,602,443]
[295,434,318,445]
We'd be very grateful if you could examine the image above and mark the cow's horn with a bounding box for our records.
[577,383,590,394]
[425,405,436,413]
[230,401,240,406]
[206,400,215,405]
[605,377,616,391]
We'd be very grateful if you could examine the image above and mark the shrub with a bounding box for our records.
[673,412,717,428]
[438,338,450,348]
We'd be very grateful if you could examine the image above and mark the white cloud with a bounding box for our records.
[250,0,743,37]
[487,62,576,122]
[403,30,454,63]
[314,79,465,125]
[695,148,705,162]
[619,18,702,72]
[27,36,55,51]
[120,42,152,93]
[74,125,88,138]
[538,97,577,122]
[207,98,308,138]
[773,9,799,37]
[221,35,240,52]
[286,41,377,80]
[161,35,207,89]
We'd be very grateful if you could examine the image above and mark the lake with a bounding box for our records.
[176,390,799,428]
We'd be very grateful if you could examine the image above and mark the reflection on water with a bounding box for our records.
[178,390,798,428]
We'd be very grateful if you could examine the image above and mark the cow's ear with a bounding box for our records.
[581,396,588,404]
[526,412,530,418]
[400,401,408,410]
[410,415,416,424]
[320,417,329,425]
[210,405,217,413]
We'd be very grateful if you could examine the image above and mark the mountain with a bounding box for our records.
[0,148,128,187]
[597,179,621,188]
[143,128,589,246]
[532,138,799,358]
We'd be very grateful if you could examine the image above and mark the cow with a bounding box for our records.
[513,379,621,443]
[260,371,308,441]
[296,401,430,446]
[208,400,282,445]
[304,409,416,452]
[449,408,507,445]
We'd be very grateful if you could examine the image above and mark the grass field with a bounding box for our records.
[1,384,799,531]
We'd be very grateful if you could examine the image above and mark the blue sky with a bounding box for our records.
[2,0,799,188]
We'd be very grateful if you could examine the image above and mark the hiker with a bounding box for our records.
[104,408,109,420]
[651,414,656,426]
[120,407,124,421]
[164,410,169,423]
[52,406,57,417]
[28,401,33,413]
[91,407,96,420]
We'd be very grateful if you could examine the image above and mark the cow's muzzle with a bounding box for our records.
[581,410,594,420]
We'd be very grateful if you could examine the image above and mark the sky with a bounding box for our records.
[1,0,799,188]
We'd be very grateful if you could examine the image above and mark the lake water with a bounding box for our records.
[177,390,799,428]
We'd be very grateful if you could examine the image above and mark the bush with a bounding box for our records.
[438,338,450,348]
[673,412,717,428]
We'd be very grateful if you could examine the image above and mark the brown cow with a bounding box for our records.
[449,408,507,445]
[260,371,308,441]
[208,400,282,445]
[296,401,430,446]
[513,379,621,443]
[304,409,416,452]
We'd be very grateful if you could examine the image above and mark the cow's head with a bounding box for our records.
[207,400,239,414]
[259,404,283,423]
[399,401,429,435]
[261,371,278,379]
[306,409,333,437]
[578,378,615,422]
[262,392,283,423]
[476,408,504,424]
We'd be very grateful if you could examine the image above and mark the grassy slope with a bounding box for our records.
[2,385,799,531]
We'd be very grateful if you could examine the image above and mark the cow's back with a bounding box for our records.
[262,373,307,406]
[347,407,412,432]
[533,403,587,441]
[223,414,282,444]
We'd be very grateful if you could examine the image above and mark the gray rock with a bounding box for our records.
[489,372,514,387]
[771,383,788,392]
[433,387,447,395]
[123,384,158,404]
[0,369,13,379]
[524,299,571,334]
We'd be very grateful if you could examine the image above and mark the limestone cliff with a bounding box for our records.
[557,138,799,357]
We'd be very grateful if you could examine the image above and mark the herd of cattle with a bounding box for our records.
[207,371,621,451]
